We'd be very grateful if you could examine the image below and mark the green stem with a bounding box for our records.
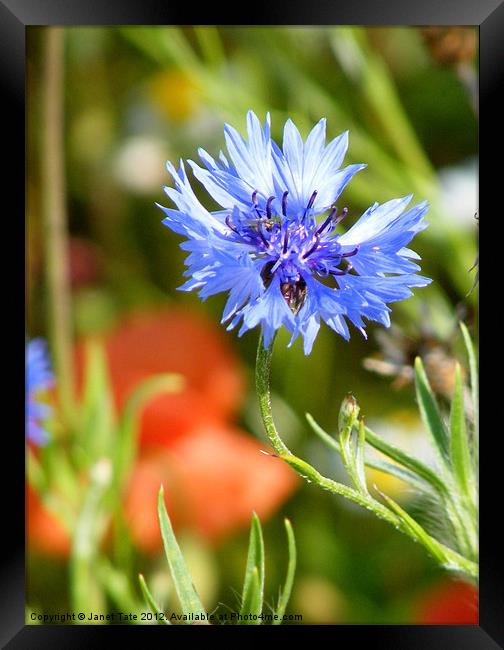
[254,334,478,580]
[255,335,291,456]
[41,28,75,420]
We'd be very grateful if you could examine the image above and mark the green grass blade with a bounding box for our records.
[79,340,116,462]
[460,322,478,465]
[274,519,296,624]
[365,457,433,492]
[97,558,140,614]
[138,574,171,625]
[414,357,450,463]
[449,364,473,499]
[157,486,207,619]
[240,568,262,625]
[114,374,183,491]
[364,424,450,498]
[306,412,343,457]
[376,489,477,578]
[240,512,265,622]
[70,460,112,615]
[355,419,369,494]
[306,412,449,498]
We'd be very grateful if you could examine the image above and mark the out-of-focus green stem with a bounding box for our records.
[70,459,111,616]
[41,28,74,419]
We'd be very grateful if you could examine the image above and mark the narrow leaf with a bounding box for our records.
[138,574,171,625]
[414,357,450,462]
[307,413,433,494]
[306,412,342,453]
[460,322,478,464]
[240,512,265,621]
[157,486,207,618]
[274,519,296,624]
[114,374,183,490]
[79,340,116,462]
[240,568,262,625]
[364,424,450,498]
[355,419,369,494]
[375,489,477,577]
[449,364,473,499]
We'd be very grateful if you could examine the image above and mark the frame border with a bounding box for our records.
[4,0,499,646]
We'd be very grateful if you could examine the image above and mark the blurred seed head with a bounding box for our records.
[420,27,477,67]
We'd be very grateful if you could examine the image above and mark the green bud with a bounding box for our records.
[338,393,360,434]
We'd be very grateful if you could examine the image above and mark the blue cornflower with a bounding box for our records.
[26,338,54,445]
[159,111,431,354]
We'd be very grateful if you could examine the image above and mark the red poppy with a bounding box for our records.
[414,579,478,624]
[88,307,297,550]
[26,485,71,558]
[75,306,247,446]
[124,424,297,551]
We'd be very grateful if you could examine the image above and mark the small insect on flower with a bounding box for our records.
[26,338,54,445]
[158,111,431,354]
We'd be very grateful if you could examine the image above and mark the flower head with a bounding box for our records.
[26,338,54,445]
[159,111,431,354]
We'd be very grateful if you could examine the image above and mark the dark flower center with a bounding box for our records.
[281,278,308,314]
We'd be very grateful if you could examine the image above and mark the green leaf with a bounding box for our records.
[376,489,477,577]
[79,340,116,463]
[306,412,341,450]
[306,413,448,497]
[157,486,207,619]
[364,457,432,493]
[355,419,369,494]
[414,357,450,463]
[460,322,478,465]
[449,364,473,499]
[97,558,140,614]
[274,519,296,624]
[138,574,171,625]
[364,423,450,499]
[240,568,262,625]
[113,374,183,491]
[70,460,112,615]
[240,512,265,623]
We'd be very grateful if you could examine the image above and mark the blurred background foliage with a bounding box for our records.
[26,26,478,624]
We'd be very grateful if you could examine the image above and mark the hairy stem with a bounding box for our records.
[254,333,478,580]
[255,335,291,456]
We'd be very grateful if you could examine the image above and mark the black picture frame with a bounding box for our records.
[3,0,499,646]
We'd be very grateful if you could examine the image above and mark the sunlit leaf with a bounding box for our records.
[138,574,171,625]
[414,357,450,463]
[157,486,207,619]
[274,519,296,624]
[240,512,265,623]
[449,364,473,500]
[460,322,478,465]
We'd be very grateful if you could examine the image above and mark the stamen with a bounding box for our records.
[258,222,272,248]
[341,245,359,258]
[266,196,275,220]
[306,190,318,211]
[283,228,289,254]
[302,234,320,259]
[225,215,239,234]
[282,191,289,216]
[333,207,348,226]
[315,207,337,236]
